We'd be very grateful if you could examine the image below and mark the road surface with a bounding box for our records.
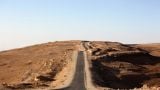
[58,51,86,90]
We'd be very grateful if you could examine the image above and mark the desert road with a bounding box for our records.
[59,51,86,90]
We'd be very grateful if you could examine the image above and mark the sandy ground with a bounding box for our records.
[0,41,80,89]
[86,41,160,89]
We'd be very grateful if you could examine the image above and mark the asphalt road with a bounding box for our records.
[59,51,86,90]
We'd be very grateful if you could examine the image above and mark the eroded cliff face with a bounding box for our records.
[88,41,160,89]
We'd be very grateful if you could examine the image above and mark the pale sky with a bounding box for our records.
[0,0,160,50]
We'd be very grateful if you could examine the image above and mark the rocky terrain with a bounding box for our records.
[87,41,160,89]
[0,41,80,89]
[0,40,159,90]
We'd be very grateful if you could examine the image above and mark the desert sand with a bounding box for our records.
[0,41,80,89]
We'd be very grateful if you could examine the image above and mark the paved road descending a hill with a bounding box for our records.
[60,51,86,90]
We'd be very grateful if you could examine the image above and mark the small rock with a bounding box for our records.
[36,75,54,81]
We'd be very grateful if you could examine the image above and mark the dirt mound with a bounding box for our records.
[0,41,80,89]
[88,41,160,89]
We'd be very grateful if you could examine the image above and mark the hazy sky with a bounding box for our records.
[0,0,160,50]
